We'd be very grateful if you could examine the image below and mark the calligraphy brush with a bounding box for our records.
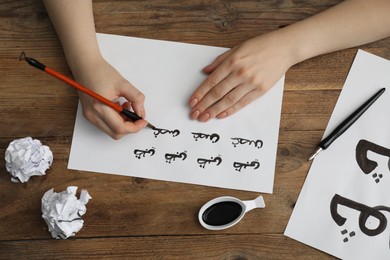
[19,52,156,130]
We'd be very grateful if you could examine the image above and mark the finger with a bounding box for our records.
[195,83,253,122]
[82,104,124,139]
[99,105,147,134]
[216,88,264,119]
[121,101,148,126]
[188,62,232,109]
[117,81,145,118]
[84,101,147,140]
[190,73,242,120]
[121,101,133,118]
[203,48,234,74]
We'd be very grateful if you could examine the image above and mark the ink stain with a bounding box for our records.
[202,201,243,226]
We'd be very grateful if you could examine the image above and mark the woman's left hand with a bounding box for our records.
[188,31,293,122]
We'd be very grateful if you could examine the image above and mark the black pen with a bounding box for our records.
[309,88,386,161]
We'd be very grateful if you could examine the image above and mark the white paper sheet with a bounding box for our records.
[284,50,390,259]
[68,33,284,193]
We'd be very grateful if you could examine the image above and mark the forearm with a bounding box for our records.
[42,0,102,75]
[284,0,390,65]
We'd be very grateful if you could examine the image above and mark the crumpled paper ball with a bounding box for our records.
[41,186,92,239]
[5,137,53,183]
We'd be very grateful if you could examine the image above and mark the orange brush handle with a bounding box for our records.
[21,53,155,129]
[45,67,123,113]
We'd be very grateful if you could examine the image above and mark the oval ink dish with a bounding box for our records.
[202,201,243,226]
[198,195,265,230]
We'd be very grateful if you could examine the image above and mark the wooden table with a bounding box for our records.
[1,1,390,259]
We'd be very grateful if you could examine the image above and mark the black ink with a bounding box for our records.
[356,139,390,174]
[57,233,67,239]
[340,229,356,243]
[165,151,187,164]
[57,217,83,223]
[153,128,180,138]
[191,132,220,143]
[330,194,389,237]
[233,160,260,172]
[231,137,263,149]
[372,173,383,183]
[197,156,222,169]
[202,201,243,226]
[134,148,156,159]
[355,139,390,183]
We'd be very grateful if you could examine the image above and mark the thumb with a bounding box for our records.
[118,81,146,118]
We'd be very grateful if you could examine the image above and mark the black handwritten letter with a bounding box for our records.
[355,139,390,174]
[330,194,388,236]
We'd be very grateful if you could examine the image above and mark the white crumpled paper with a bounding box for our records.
[5,137,53,183]
[41,186,92,239]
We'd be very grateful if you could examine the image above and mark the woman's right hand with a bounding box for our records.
[73,56,148,140]
[42,1,147,140]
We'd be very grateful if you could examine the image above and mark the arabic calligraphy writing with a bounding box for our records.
[197,156,222,169]
[134,128,267,172]
[165,151,187,164]
[233,160,260,172]
[231,137,263,149]
[134,148,156,159]
[355,139,390,183]
[191,132,220,143]
[153,128,180,138]
[330,194,390,245]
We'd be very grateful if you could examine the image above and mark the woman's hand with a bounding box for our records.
[188,31,293,122]
[73,57,148,139]
[43,1,148,139]
[188,0,390,123]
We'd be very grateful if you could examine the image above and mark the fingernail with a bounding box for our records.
[189,98,198,108]
[202,65,211,73]
[217,112,228,119]
[199,112,210,122]
[191,109,200,119]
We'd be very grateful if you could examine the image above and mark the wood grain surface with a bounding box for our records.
[1,0,390,259]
